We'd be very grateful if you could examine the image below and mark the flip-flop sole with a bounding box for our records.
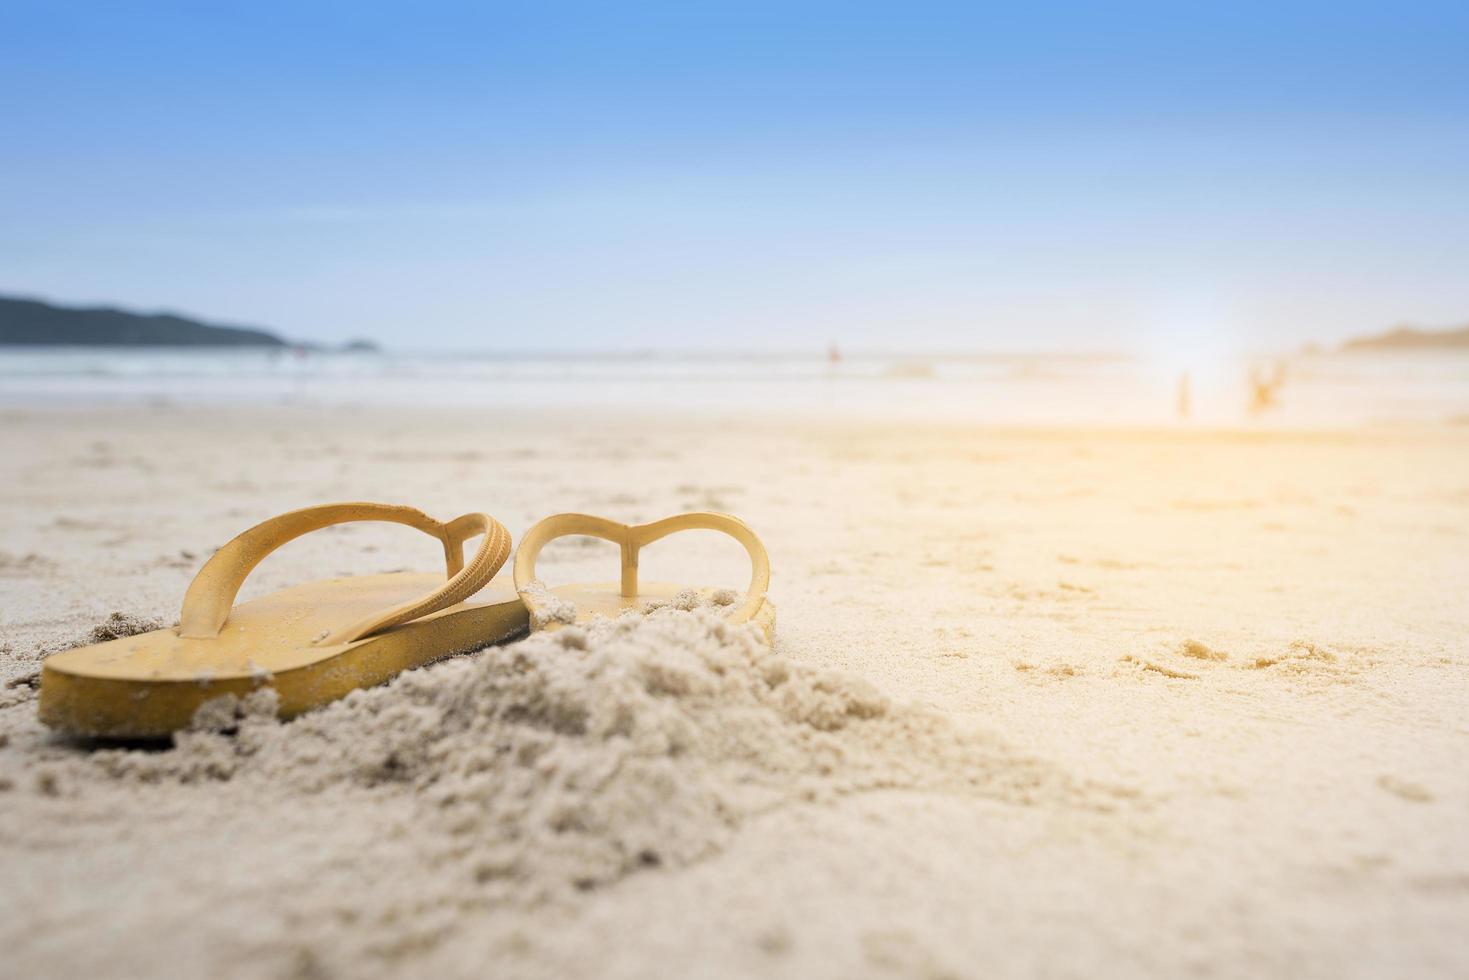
[39,571,527,738]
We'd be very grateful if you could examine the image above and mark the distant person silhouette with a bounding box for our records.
[1248,362,1286,414]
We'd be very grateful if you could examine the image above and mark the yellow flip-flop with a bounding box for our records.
[513,512,775,641]
[39,502,526,738]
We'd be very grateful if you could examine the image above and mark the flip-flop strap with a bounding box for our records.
[513,512,770,625]
[178,502,511,645]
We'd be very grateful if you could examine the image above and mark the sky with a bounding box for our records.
[2,1,1468,353]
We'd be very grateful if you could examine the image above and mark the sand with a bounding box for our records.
[1,404,1467,978]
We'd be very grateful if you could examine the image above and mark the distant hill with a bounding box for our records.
[0,295,288,347]
[1342,323,1469,352]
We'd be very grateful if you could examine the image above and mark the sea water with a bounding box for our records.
[1,347,1466,429]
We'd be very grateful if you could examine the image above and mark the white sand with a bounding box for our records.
[2,405,1467,978]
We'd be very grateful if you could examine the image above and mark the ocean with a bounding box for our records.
[2,347,1467,429]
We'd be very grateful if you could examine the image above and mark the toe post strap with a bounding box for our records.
[513,511,771,625]
[178,502,511,645]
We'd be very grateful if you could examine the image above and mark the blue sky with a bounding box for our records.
[2,1,1468,352]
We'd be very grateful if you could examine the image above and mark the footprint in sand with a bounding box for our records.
[1121,639,1371,685]
[0,552,58,578]
[1377,775,1433,803]
[1179,640,1228,662]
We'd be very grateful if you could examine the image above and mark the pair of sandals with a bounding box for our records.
[38,503,774,738]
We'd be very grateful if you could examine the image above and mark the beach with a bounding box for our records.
[2,399,1468,978]
[9,0,1469,972]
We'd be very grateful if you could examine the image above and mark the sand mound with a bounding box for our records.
[0,609,1084,975]
[86,611,167,643]
[39,609,1068,901]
